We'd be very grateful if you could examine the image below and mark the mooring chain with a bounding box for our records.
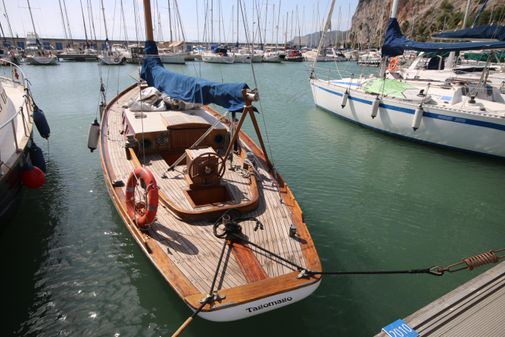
[213,212,505,278]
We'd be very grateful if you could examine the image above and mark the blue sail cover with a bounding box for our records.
[432,25,505,41]
[141,41,248,112]
[382,18,505,57]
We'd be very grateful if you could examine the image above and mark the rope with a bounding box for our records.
[212,212,505,278]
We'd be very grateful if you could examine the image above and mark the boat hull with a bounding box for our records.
[26,55,59,65]
[310,79,505,158]
[0,148,28,223]
[197,280,321,321]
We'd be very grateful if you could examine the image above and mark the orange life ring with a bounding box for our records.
[387,56,399,72]
[125,167,159,229]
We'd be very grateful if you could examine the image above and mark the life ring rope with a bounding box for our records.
[125,167,159,229]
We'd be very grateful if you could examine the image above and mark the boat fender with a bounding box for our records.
[412,105,424,130]
[21,164,45,189]
[29,142,46,173]
[341,90,349,108]
[125,167,159,229]
[371,96,381,118]
[33,105,50,139]
[87,119,100,152]
[114,57,119,63]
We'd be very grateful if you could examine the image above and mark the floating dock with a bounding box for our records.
[375,261,505,337]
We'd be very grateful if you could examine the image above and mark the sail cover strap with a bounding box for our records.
[141,41,249,112]
[382,18,505,57]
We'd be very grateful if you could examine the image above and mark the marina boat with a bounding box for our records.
[357,50,381,67]
[23,0,58,66]
[97,0,321,323]
[58,47,98,62]
[284,49,303,62]
[202,46,235,64]
[0,61,47,221]
[262,49,283,63]
[158,41,187,65]
[158,50,186,64]
[310,0,505,158]
[23,33,59,66]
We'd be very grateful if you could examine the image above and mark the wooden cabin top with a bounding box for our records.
[124,108,227,135]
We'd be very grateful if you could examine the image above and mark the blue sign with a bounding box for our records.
[382,319,418,337]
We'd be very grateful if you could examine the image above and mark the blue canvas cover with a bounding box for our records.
[432,25,505,41]
[141,41,248,112]
[382,18,505,57]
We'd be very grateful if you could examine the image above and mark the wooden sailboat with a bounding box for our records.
[98,0,321,322]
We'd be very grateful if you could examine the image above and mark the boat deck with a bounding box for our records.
[100,84,320,318]
[374,262,505,337]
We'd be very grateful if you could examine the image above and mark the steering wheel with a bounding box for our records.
[188,152,226,185]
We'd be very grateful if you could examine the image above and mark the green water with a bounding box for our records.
[1,61,504,337]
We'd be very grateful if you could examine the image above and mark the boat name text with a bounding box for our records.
[245,296,293,313]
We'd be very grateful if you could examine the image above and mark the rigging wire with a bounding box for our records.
[238,0,275,167]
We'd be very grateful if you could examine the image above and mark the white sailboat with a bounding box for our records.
[97,0,125,65]
[310,0,505,158]
[0,61,48,221]
[24,0,58,66]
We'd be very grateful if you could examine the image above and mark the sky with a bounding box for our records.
[2,0,358,43]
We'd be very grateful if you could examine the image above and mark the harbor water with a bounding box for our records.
[1,60,504,337]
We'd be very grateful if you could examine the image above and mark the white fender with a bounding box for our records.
[88,119,100,152]
[412,105,424,130]
[341,90,349,108]
[371,96,381,118]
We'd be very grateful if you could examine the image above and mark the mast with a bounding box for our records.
[264,0,268,46]
[120,0,129,45]
[79,0,89,44]
[174,0,186,42]
[57,0,69,43]
[236,0,239,46]
[310,0,335,76]
[275,0,281,48]
[100,0,109,42]
[143,0,155,42]
[26,0,38,39]
[168,0,173,41]
[1,0,15,47]
[462,0,471,28]
[379,0,400,77]
[62,0,73,44]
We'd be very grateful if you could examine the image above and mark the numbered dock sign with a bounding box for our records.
[382,319,418,337]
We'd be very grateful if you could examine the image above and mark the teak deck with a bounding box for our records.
[100,83,321,320]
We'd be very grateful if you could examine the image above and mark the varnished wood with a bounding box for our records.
[99,84,321,318]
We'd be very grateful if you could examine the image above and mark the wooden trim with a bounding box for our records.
[99,86,199,299]
[206,105,321,272]
[128,147,260,221]
[184,271,321,311]
[229,241,268,283]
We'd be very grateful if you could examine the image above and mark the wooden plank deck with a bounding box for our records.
[102,86,311,296]
[374,262,505,337]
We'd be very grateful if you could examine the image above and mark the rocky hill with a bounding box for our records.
[350,0,505,48]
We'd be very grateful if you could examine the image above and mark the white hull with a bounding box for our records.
[202,53,235,64]
[159,53,186,64]
[26,55,58,65]
[310,78,505,158]
[196,280,321,322]
[99,54,125,65]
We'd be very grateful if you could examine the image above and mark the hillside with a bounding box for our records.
[351,0,505,48]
